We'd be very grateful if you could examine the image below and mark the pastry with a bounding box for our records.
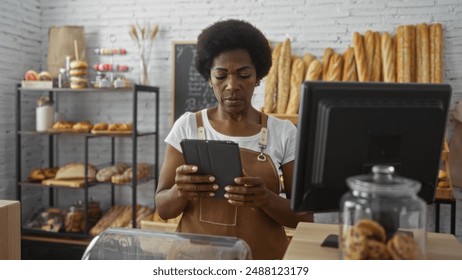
[28,168,46,182]
[43,167,59,179]
[72,121,93,132]
[93,122,109,131]
[96,163,130,182]
[366,239,390,260]
[353,32,368,82]
[285,58,306,114]
[341,225,368,260]
[52,120,74,130]
[381,32,396,82]
[355,219,386,242]
[276,38,291,113]
[342,47,357,81]
[55,162,97,180]
[429,23,443,83]
[108,122,132,131]
[263,43,282,114]
[111,163,150,184]
[386,232,420,260]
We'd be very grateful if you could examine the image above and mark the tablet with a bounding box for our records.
[180,139,243,198]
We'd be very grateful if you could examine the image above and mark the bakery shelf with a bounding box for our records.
[15,84,160,240]
[22,228,92,240]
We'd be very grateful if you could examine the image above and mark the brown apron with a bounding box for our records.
[176,111,289,260]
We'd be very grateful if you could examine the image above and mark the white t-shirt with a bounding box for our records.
[165,109,297,176]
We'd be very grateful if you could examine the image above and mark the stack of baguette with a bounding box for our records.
[263,22,443,115]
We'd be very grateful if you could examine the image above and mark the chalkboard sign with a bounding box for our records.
[172,42,217,124]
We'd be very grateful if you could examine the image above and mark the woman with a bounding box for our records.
[155,19,312,259]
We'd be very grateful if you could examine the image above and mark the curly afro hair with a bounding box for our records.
[195,19,272,81]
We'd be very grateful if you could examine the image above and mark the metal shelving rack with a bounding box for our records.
[15,84,159,238]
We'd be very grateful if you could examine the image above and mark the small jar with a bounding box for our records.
[58,68,68,88]
[88,199,102,227]
[65,201,85,233]
[36,97,55,132]
[339,165,427,260]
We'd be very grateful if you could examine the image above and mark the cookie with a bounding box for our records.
[387,232,420,260]
[366,239,390,260]
[341,226,368,260]
[355,219,387,242]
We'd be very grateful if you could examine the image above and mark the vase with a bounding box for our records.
[139,55,149,86]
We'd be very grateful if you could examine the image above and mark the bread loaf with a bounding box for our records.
[286,58,306,114]
[72,121,93,132]
[396,25,415,83]
[93,122,108,131]
[325,53,343,81]
[353,32,368,82]
[364,30,375,81]
[304,60,322,81]
[416,23,430,83]
[111,163,150,184]
[263,43,282,113]
[55,162,97,180]
[322,48,334,81]
[342,47,358,82]
[276,38,291,113]
[370,32,382,82]
[381,32,396,82]
[429,23,443,83]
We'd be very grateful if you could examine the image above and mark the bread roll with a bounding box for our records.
[322,48,334,81]
[263,43,282,113]
[381,32,396,82]
[72,121,93,132]
[286,58,306,114]
[364,30,375,81]
[342,47,358,82]
[416,23,430,83]
[429,23,443,83]
[396,25,415,83]
[325,53,343,81]
[353,32,368,82]
[276,38,292,113]
[304,60,322,81]
[96,163,130,182]
[370,32,382,82]
[93,122,108,131]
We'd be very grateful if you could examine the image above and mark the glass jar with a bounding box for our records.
[36,96,55,132]
[88,198,102,227]
[339,165,427,260]
[58,68,68,88]
[65,201,85,233]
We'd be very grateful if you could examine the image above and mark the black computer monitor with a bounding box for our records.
[291,81,451,212]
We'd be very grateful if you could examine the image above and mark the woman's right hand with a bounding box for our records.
[175,165,218,199]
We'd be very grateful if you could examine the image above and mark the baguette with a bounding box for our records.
[353,32,368,82]
[304,60,322,81]
[370,32,382,82]
[286,58,306,114]
[409,25,416,82]
[364,30,375,81]
[396,25,414,83]
[302,53,315,70]
[416,23,430,83]
[325,52,343,81]
[263,43,282,113]
[276,38,292,113]
[429,23,443,83]
[381,32,396,82]
[342,47,358,81]
[322,48,334,81]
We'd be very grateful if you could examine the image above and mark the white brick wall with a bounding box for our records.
[1,0,462,235]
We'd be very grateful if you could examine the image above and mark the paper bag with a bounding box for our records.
[448,101,462,189]
[47,26,87,77]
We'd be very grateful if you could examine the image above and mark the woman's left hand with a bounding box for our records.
[224,175,269,207]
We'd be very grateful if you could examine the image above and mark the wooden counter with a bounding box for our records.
[283,222,462,260]
[0,200,20,259]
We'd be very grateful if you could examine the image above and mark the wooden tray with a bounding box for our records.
[91,130,132,135]
[47,129,91,133]
[41,179,87,188]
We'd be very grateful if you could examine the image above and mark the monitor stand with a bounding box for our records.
[320,234,339,248]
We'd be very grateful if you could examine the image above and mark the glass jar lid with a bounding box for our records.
[346,165,421,195]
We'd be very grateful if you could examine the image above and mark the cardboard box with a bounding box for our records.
[0,200,21,260]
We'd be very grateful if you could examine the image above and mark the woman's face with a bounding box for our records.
[209,49,257,115]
